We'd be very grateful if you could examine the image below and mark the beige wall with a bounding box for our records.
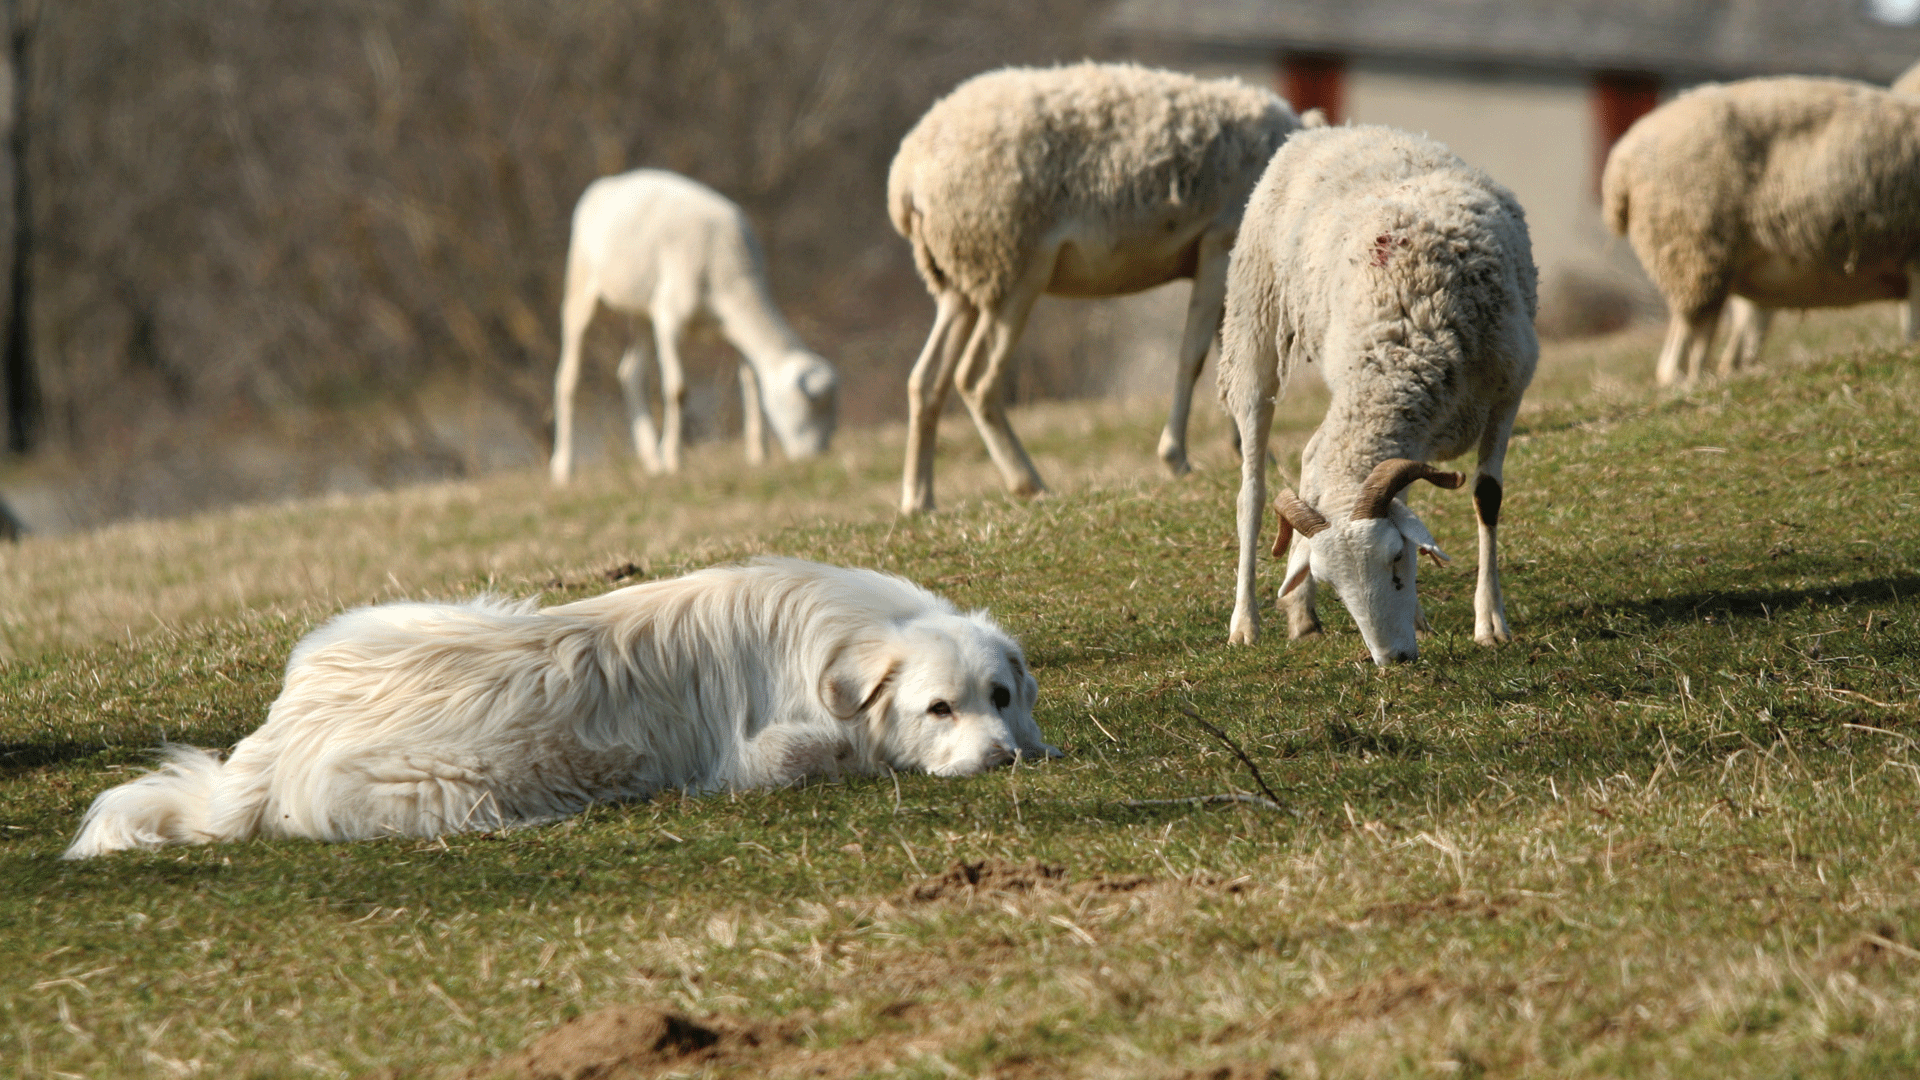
[1344,58,1656,322]
[1081,56,1679,396]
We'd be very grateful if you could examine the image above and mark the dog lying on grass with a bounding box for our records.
[64,558,1056,859]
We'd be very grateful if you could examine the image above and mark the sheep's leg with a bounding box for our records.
[1681,303,1721,385]
[614,326,665,476]
[901,291,979,514]
[1653,313,1687,387]
[1279,542,1322,639]
[549,283,600,484]
[1470,399,1523,647]
[1717,297,1771,376]
[1158,231,1231,478]
[1654,306,1719,388]
[1226,387,1274,645]
[955,262,1051,499]
[650,301,696,474]
[1904,263,1920,341]
[739,362,767,465]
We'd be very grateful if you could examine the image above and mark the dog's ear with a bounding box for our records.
[820,638,901,720]
[1010,653,1038,712]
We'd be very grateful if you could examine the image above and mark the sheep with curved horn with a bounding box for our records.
[1222,127,1538,664]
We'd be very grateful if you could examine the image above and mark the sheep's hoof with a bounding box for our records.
[1288,626,1324,641]
[1228,617,1258,645]
[1156,434,1193,477]
[1475,629,1513,646]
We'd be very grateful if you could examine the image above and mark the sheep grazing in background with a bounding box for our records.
[1602,77,1920,386]
[549,169,838,484]
[888,62,1303,514]
[1221,126,1538,665]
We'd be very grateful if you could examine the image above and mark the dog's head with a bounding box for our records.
[820,610,1058,776]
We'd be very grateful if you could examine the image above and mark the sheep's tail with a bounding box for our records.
[62,745,227,859]
[1599,152,1631,237]
[885,164,916,242]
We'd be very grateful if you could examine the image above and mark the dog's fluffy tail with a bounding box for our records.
[62,745,226,860]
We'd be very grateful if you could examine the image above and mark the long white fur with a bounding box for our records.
[64,559,1056,859]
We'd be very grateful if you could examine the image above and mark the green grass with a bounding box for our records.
[6,314,1920,1077]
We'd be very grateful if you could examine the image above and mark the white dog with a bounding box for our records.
[64,558,1057,859]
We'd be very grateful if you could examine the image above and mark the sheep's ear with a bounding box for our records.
[1281,560,1312,596]
[800,364,838,400]
[820,639,900,720]
[1387,503,1451,566]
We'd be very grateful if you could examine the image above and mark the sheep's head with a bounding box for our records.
[764,351,839,459]
[1273,459,1463,665]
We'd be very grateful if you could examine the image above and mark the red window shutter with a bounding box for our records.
[1593,70,1661,195]
[1281,52,1346,125]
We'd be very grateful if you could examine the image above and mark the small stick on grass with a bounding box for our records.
[1120,703,1290,814]
[1181,701,1286,808]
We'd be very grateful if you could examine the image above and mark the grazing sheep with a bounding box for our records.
[1221,126,1538,665]
[1601,77,1920,386]
[550,169,838,484]
[888,62,1302,513]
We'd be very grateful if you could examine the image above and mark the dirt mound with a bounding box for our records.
[900,859,1247,904]
[1271,971,1456,1036]
[1360,891,1514,924]
[903,859,1069,901]
[462,1005,785,1080]
[1168,1066,1284,1080]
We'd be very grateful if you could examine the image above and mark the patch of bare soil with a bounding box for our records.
[1166,1067,1284,1080]
[1819,926,1920,975]
[455,1003,987,1080]
[898,858,1247,904]
[1360,891,1515,924]
[458,1005,788,1080]
[902,858,1070,901]
[1271,970,1458,1036]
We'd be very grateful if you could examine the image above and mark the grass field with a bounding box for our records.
[5,311,1920,1078]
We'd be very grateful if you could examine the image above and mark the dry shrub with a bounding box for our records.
[20,0,1114,523]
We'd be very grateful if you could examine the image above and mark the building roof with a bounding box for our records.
[1104,0,1920,83]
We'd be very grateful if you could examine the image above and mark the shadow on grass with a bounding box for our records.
[1553,573,1920,635]
[0,739,152,778]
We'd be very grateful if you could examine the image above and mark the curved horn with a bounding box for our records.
[1351,459,1465,520]
[1273,488,1330,539]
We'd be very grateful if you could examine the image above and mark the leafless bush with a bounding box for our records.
[16,0,1113,523]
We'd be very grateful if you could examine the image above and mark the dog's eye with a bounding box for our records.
[928,700,953,717]
[991,685,1011,710]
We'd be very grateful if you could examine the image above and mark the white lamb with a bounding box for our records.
[888,62,1302,513]
[1221,126,1538,665]
[1601,77,1920,385]
[549,169,838,483]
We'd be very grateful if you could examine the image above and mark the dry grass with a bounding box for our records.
[5,304,1920,1078]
